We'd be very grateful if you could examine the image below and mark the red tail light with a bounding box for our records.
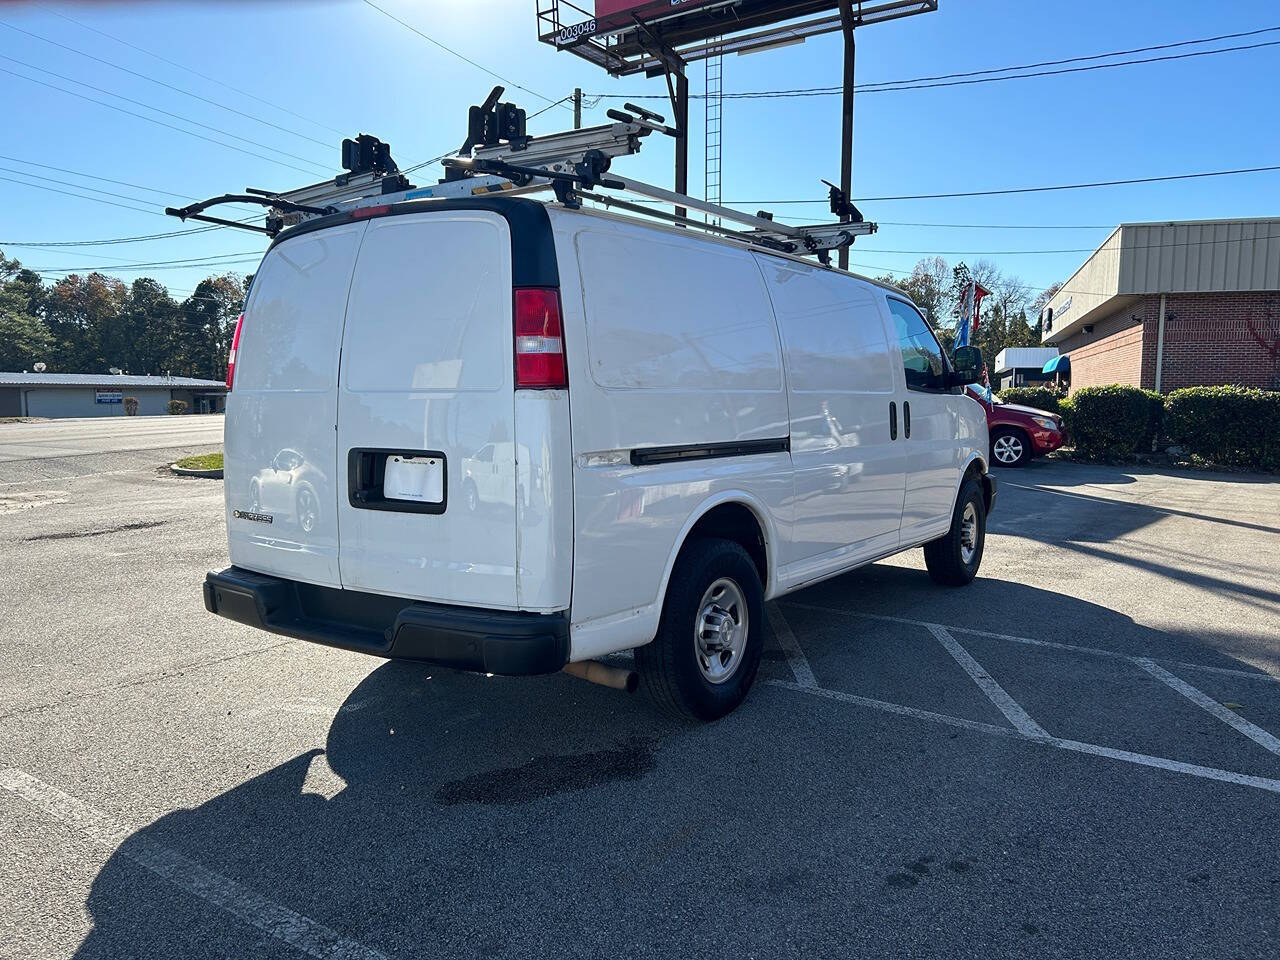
[226,312,245,390]
[513,288,566,389]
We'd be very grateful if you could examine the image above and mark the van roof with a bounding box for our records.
[551,202,911,297]
[269,194,913,303]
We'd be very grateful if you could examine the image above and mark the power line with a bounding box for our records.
[35,250,262,272]
[0,19,336,150]
[0,173,167,217]
[36,256,262,275]
[0,226,225,247]
[360,0,571,110]
[732,162,1280,204]
[527,95,574,121]
[590,25,1280,99]
[0,156,193,202]
[34,2,347,137]
[0,58,331,175]
[0,165,180,209]
[728,38,1280,97]
[846,229,1280,259]
[824,24,1280,89]
[0,156,260,217]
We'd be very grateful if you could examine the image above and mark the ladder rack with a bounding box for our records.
[166,86,876,264]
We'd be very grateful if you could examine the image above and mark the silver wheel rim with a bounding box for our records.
[298,490,317,533]
[993,435,1023,463]
[694,578,749,685]
[960,502,979,566]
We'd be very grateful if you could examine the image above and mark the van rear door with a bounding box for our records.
[224,222,365,587]
[334,210,520,609]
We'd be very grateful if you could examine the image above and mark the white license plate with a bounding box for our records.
[383,455,444,504]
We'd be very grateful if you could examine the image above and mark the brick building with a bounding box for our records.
[1041,218,1280,393]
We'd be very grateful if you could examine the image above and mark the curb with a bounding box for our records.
[170,464,223,479]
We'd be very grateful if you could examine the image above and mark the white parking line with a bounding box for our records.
[767,683,1280,796]
[767,680,1018,739]
[780,600,1280,685]
[0,768,388,960]
[766,603,817,688]
[926,624,1049,740]
[1137,659,1280,757]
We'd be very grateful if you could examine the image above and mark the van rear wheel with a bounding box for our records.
[923,476,986,586]
[636,538,764,721]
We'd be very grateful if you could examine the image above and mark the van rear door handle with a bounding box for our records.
[904,400,911,439]
[889,401,897,441]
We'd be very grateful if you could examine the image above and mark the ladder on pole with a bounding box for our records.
[703,38,723,226]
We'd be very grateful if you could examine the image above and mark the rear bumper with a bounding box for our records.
[203,566,569,676]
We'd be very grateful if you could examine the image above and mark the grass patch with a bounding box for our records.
[175,452,223,470]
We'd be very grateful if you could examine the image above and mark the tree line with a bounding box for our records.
[1,246,1058,385]
[871,257,1063,382]
[0,251,248,380]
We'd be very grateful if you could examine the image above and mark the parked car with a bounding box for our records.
[248,448,324,533]
[966,385,1065,467]
[204,197,996,721]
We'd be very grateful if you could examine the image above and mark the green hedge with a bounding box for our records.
[1164,386,1280,470]
[996,386,1062,415]
[1061,385,1162,460]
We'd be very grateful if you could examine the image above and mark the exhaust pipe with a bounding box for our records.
[563,659,639,694]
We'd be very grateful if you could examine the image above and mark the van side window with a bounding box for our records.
[887,298,948,392]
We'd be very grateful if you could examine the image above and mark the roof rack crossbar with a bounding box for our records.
[165,90,878,260]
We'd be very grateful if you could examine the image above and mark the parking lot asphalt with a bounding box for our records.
[1,428,1278,960]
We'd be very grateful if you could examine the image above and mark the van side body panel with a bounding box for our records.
[753,255,908,590]
[550,209,793,660]
[880,295,989,545]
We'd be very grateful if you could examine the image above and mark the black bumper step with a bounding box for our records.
[203,566,569,676]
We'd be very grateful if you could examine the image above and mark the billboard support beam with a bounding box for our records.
[674,69,689,219]
[634,15,690,221]
[838,0,856,271]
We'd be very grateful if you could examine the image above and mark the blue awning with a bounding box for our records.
[1042,354,1070,374]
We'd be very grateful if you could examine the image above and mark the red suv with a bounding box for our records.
[965,386,1065,467]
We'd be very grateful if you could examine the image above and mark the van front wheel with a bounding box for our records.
[923,476,986,586]
[636,538,764,721]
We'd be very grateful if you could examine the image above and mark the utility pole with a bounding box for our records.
[573,87,582,129]
[674,69,689,219]
[837,0,856,271]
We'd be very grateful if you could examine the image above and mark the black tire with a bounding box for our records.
[990,427,1031,467]
[635,538,764,721]
[923,476,986,586]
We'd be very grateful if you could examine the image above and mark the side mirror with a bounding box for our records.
[949,345,983,385]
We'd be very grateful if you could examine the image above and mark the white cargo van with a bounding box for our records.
[204,196,995,720]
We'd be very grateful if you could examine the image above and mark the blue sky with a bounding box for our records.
[2,0,1277,300]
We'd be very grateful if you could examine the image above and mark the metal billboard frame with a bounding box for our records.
[536,0,938,267]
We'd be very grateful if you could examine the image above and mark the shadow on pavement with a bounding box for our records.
[71,567,1280,959]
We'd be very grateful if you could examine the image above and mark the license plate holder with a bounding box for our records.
[383,455,445,504]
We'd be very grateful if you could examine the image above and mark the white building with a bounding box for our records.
[0,373,227,418]
[993,347,1059,390]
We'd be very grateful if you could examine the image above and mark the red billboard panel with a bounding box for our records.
[594,0,722,33]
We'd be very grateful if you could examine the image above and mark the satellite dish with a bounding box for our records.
[109,366,123,375]
[33,362,46,372]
